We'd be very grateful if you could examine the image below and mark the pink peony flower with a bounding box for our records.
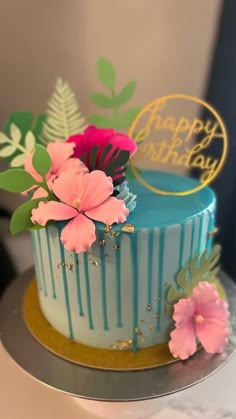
[169,282,229,360]
[24,142,88,198]
[31,170,129,253]
[66,126,137,182]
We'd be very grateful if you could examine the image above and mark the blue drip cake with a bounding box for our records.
[32,170,216,352]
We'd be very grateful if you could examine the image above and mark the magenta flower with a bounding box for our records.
[169,282,229,360]
[24,142,88,198]
[31,170,129,253]
[66,126,137,185]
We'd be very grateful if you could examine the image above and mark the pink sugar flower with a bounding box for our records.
[66,125,137,178]
[24,142,88,198]
[31,170,129,253]
[169,282,229,360]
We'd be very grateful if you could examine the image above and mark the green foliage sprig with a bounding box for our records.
[0,144,54,234]
[89,57,141,130]
[0,112,46,167]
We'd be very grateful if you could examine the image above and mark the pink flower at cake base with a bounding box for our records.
[169,282,229,360]
[24,142,88,198]
[66,125,137,177]
[31,170,129,253]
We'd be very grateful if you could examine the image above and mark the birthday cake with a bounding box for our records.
[0,59,230,369]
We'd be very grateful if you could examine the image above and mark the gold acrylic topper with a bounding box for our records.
[128,94,228,196]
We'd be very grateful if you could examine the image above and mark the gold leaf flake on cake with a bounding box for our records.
[99,239,106,247]
[117,339,133,349]
[152,313,160,319]
[208,226,219,237]
[104,225,112,233]
[146,304,152,311]
[121,223,135,233]
[149,326,154,331]
[114,244,120,250]
[89,258,99,267]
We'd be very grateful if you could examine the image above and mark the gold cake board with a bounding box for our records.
[23,280,177,371]
[23,278,225,371]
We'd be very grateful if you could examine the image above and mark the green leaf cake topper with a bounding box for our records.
[166,245,221,315]
[40,79,87,144]
[89,57,141,130]
[0,112,46,167]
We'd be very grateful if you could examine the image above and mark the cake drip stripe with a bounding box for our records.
[190,217,196,260]
[74,254,84,317]
[206,210,215,254]
[197,213,204,254]
[131,235,139,352]
[178,224,185,270]
[37,230,47,297]
[115,235,122,328]
[197,213,205,266]
[99,234,109,331]
[156,228,165,331]
[147,230,154,306]
[31,232,42,291]
[45,228,56,299]
[83,252,94,330]
[57,227,74,339]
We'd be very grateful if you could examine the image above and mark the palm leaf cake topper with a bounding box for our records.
[166,245,221,315]
[40,78,87,144]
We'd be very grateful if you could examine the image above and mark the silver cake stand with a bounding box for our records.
[0,268,236,402]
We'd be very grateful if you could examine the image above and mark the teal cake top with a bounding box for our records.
[113,170,216,230]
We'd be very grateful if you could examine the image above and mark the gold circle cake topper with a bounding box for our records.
[128,94,228,196]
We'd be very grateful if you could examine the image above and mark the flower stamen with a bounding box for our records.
[195,314,205,324]
[72,198,81,209]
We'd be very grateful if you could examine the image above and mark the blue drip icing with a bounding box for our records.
[147,230,154,305]
[178,224,185,270]
[156,228,165,331]
[56,227,74,339]
[31,231,42,291]
[115,235,122,328]
[131,235,139,352]
[45,228,56,299]
[74,254,84,316]
[206,210,214,254]
[190,218,196,260]
[98,233,109,331]
[197,213,205,266]
[83,252,94,330]
[37,230,47,296]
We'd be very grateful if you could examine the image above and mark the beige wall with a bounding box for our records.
[0,0,222,211]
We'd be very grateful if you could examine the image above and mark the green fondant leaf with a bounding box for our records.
[89,145,99,170]
[0,133,9,144]
[97,143,113,169]
[166,245,221,313]
[10,198,47,234]
[32,144,52,177]
[2,112,46,166]
[11,153,28,168]
[10,123,21,145]
[0,145,16,157]
[116,81,137,106]
[88,114,114,128]
[0,169,36,193]
[25,131,36,153]
[97,57,116,91]
[90,93,114,108]
[115,107,142,129]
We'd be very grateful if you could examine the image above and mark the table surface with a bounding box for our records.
[0,340,235,419]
